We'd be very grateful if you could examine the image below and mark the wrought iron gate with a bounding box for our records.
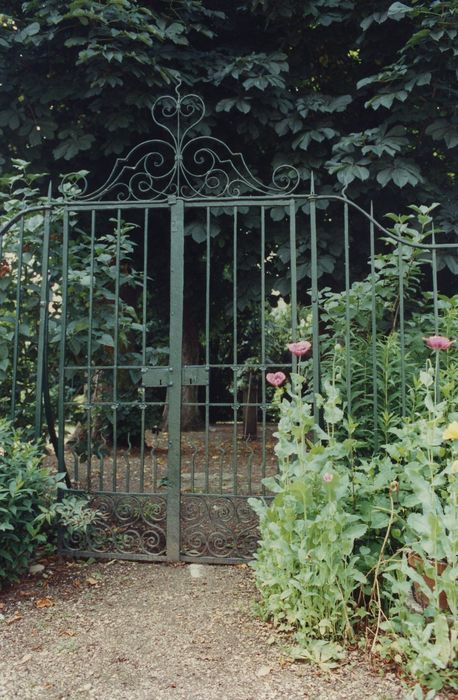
[0,84,456,563]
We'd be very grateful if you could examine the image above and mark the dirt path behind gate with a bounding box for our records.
[0,561,406,700]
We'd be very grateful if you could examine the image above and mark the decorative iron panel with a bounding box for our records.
[181,495,261,560]
[60,491,167,560]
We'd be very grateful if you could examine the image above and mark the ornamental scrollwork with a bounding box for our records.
[60,492,260,560]
[59,81,300,202]
[180,495,260,559]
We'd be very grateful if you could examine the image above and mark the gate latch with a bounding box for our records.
[181,365,209,386]
[141,367,170,387]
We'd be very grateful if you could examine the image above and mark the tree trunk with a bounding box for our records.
[180,307,204,430]
[162,296,204,431]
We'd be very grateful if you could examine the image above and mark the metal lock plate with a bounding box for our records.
[141,365,209,387]
[141,367,171,387]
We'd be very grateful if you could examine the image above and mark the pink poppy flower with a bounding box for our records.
[287,340,312,357]
[423,335,455,351]
[323,472,333,483]
[266,371,286,387]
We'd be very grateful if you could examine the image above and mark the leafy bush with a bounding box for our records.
[0,162,161,443]
[53,494,101,537]
[317,204,458,450]
[241,203,456,695]
[250,336,458,693]
[0,419,64,585]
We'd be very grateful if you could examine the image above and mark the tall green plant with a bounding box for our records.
[250,367,366,648]
[0,419,64,585]
[318,204,455,448]
[250,340,457,693]
[0,162,160,441]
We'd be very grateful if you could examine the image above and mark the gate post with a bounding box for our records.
[167,198,185,561]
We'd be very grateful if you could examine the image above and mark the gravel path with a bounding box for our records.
[0,560,406,700]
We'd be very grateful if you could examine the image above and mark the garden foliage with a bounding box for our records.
[0,414,102,587]
[251,349,457,693]
[0,418,64,585]
[250,210,458,694]
[0,0,456,280]
[0,162,164,440]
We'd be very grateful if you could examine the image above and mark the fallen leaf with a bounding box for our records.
[6,612,23,625]
[35,597,54,608]
[29,563,45,575]
[256,665,272,678]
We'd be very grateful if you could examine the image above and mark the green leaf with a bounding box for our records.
[376,160,422,188]
[22,22,41,37]
[99,333,115,347]
[343,523,367,540]
[426,120,458,150]
[235,99,251,114]
[387,2,412,21]
[215,97,238,113]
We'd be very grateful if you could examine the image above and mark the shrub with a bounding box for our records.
[0,419,64,586]
[250,338,458,694]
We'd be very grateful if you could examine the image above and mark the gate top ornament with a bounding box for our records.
[59,81,300,202]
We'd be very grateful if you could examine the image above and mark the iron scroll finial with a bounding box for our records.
[174,78,182,100]
[58,85,300,202]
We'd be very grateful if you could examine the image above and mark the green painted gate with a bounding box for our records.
[1,84,456,563]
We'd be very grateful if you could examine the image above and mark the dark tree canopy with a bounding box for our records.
[0,1,457,257]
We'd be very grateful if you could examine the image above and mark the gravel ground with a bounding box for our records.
[0,560,407,700]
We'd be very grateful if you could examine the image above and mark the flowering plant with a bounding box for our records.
[250,336,457,694]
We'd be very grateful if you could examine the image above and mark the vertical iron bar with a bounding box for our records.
[344,200,352,415]
[398,244,406,416]
[86,210,96,491]
[140,209,149,492]
[431,227,440,401]
[111,210,122,491]
[58,208,69,473]
[370,203,378,451]
[11,216,25,420]
[431,227,439,334]
[232,206,238,495]
[167,198,185,560]
[309,175,320,424]
[204,207,211,493]
[261,206,267,493]
[289,200,298,375]
[34,187,52,437]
